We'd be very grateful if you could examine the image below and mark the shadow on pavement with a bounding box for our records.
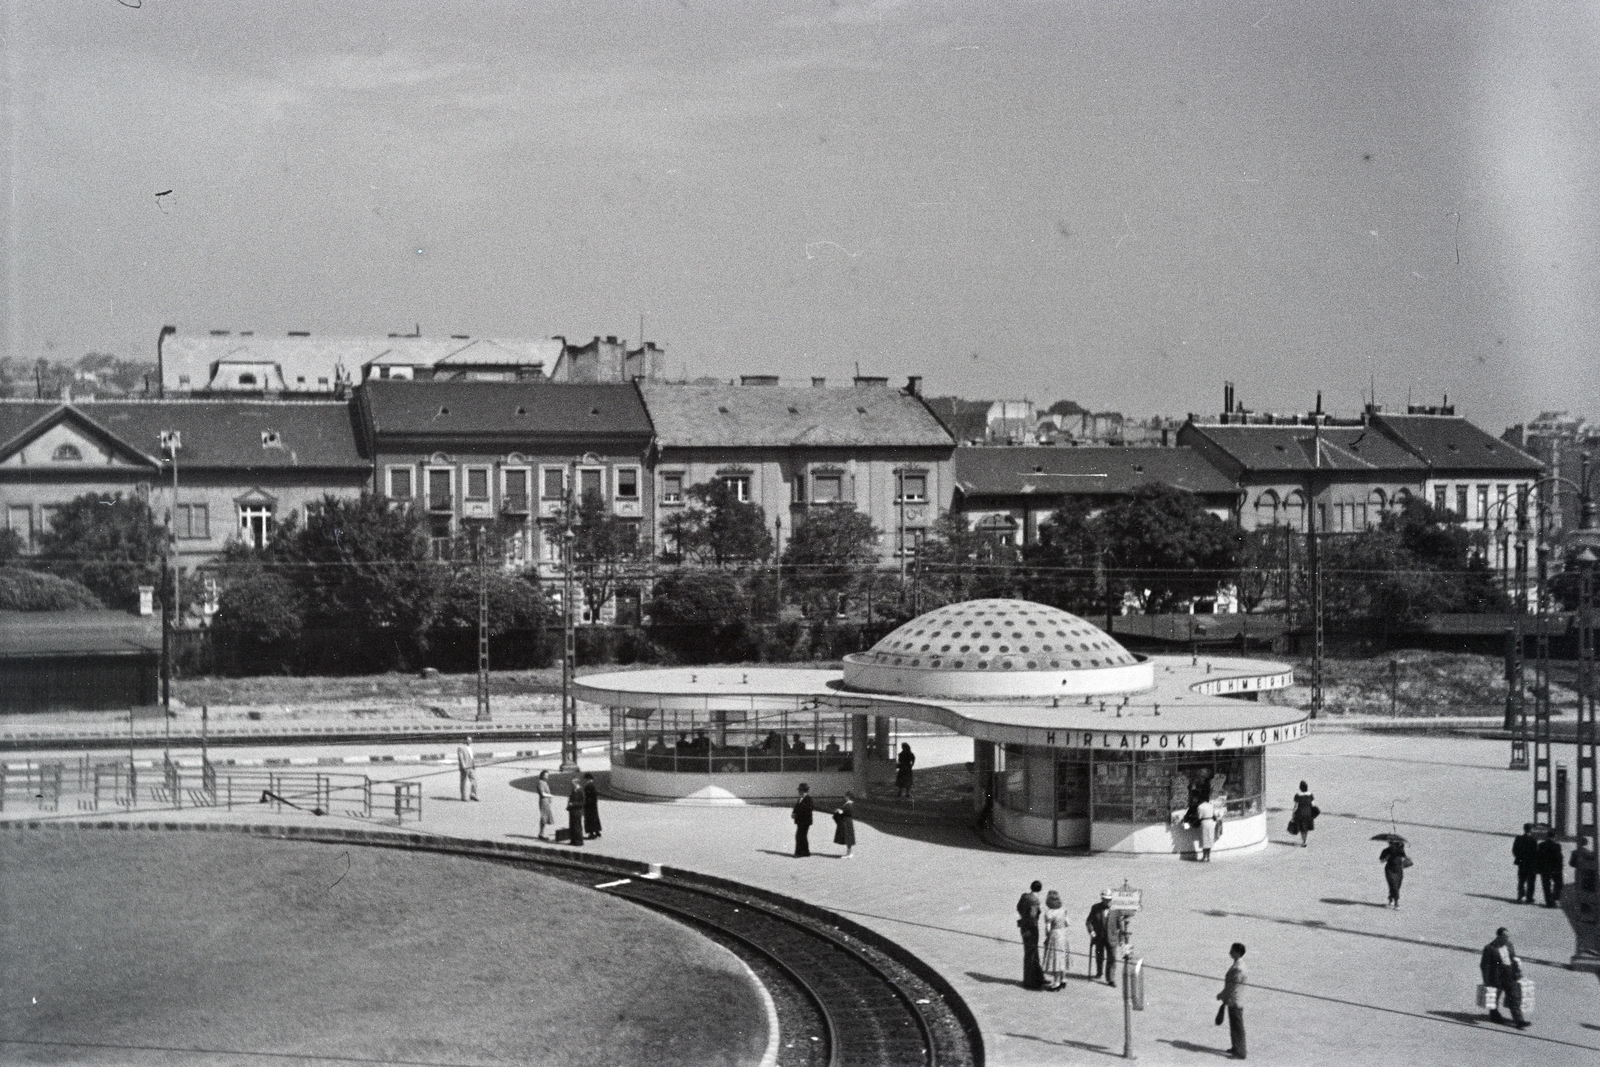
[1321,809,1514,839]
[1462,892,1517,904]
[1157,1038,1233,1057]
[1195,908,1571,970]
[1427,1010,1489,1026]
[1319,897,1392,908]
[965,970,1026,988]
[1002,1032,1118,1057]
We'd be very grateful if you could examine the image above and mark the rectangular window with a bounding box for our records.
[239,504,275,549]
[176,503,209,540]
[387,467,413,501]
[579,468,604,505]
[542,467,566,500]
[6,505,31,546]
[1496,484,1509,521]
[465,467,490,502]
[895,527,925,556]
[426,468,453,511]
[661,473,684,504]
[39,505,61,534]
[615,467,639,500]
[811,472,843,503]
[720,475,750,503]
[428,514,453,560]
[1455,486,1468,520]
[1434,486,1448,514]
[1476,485,1489,523]
[503,469,529,512]
[898,472,927,503]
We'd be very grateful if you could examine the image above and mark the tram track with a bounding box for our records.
[0,818,982,1067]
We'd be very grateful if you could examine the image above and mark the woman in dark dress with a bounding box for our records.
[896,743,916,798]
[834,791,857,858]
[1379,840,1410,907]
[582,772,602,839]
[1291,781,1318,847]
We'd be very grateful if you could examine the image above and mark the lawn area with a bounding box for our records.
[1260,649,1582,717]
[0,829,766,1067]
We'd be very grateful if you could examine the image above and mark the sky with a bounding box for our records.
[4,0,1597,430]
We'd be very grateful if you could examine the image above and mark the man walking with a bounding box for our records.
[1017,880,1045,990]
[1216,942,1247,1059]
[1480,928,1529,1028]
[1086,890,1114,985]
[1537,831,1564,907]
[582,772,602,839]
[456,736,478,802]
[565,773,586,847]
[1513,823,1540,903]
[791,783,814,857]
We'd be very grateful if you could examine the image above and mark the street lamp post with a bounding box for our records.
[158,431,181,743]
[474,524,491,722]
[560,516,579,771]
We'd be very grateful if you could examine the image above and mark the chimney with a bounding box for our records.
[740,374,779,386]
[1224,381,1234,417]
[812,377,826,388]
[905,375,923,397]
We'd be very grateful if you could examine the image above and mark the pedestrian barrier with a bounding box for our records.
[0,760,63,813]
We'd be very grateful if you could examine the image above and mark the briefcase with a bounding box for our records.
[1475,984,1497,1009]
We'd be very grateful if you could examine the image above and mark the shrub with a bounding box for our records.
[0,567,104,611]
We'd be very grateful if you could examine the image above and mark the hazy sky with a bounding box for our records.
[5,1,1597,429]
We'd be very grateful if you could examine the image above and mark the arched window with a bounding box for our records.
[51,444,82,462]
[1253,489,1280,527]
[1366,489,1388,529]
[1282,491,1306,532]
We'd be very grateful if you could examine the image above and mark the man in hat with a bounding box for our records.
[1086,890,1115,985]
[1480,928,1528,1028]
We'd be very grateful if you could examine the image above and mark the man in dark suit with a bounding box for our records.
[1537,831,1564,906]
[1086,890,1114,985]
[1017,880,1044,990]
[1513,823,1540,903]
[1217,942,1248,1058]
[1481,928,1529,1027]
[565,774,586,847]
[791,783,814,857]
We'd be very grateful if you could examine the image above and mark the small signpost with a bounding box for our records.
[1106,879,1144,1059]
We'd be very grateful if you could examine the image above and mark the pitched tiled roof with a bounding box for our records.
[1371,414,1543,473]
[361,381,653,438]
[0,609,161,656]
[1181,423,1421,473]
[0,400,366,469]
[640,383,954,448]
[955,446,1239,498]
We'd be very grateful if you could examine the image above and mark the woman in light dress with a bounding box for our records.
[1040,890,1071,990]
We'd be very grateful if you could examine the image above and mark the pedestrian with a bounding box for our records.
[1196,794,1217,861]
[565,773,585,847]
[1480,928,1529,1028]
[896,742,916,798]
[1289,781,1318,847]
[582,772,602,839]
[1537,830,1564,907]
[1017,880,1045,990]
[535,769,554,840]
[1378,838,1410,907]
[456,736,478,802]
[833,790,856,858]
[1513,823,1540,903]
[1216,942,1247,1059]
[1086,890,1114,986]
[792,783,814,857]
[1040,890,1070,990]
[1572,838,1598,918]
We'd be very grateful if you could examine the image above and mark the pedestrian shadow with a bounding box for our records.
[1462,892,1517,904]
[965,970,1028,988]
[1158,1038,1232,1057]
[1319,897,1392,909]
[1003,1033,1117,1057]
[755,849,795,858]
[504,833,552,844]
[1427,1010,1488,1026]
[1196,908,1570,970]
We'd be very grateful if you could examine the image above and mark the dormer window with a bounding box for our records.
[237,373,257,387]
[51,444,83,462]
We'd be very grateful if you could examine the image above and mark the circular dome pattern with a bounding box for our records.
[859,599,1136,674]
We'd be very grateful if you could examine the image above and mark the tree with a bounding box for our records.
[918,511,1022,607]
[659,480,774,567]
[1021,502,1103,614]
[648,569,753,663]
[34,492,165,611]
[1091,484,1239,612]
[0,568,103,611]
[433,567,553,636]
[567,496,649,623]
[1235,528,1292,613]
[211,568,304,673]
[0,528,23,564]
[781,504,879,616]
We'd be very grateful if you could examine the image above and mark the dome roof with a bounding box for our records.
[842,599,1150,701]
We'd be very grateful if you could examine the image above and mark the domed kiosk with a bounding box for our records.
[575,598,1309,855]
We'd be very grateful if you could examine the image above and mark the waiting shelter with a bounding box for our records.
[575,598,1309,854]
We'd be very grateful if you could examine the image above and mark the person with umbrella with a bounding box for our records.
[1376,833,1411,908]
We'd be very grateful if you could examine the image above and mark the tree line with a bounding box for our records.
[1,480,1557,673]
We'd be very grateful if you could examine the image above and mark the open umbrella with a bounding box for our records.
[1370,832,1408,843]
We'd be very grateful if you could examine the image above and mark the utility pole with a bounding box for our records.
[1308,413,1324,718]
[158,431,181,726]
[475,525,491,722]
[560,462,579,771]
[1572,450,1598,945]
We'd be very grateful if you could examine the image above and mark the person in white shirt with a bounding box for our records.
[456,737,478,802]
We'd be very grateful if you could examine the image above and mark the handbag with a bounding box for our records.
[1214,1004,1227,1026]
[1402,856,1414,869]
[1288,818,1299,835]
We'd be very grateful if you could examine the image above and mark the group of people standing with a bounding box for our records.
[1015,882,1119,991]
[1512,823,1568,907]
[532,768,602,845]
[791,784,856,858]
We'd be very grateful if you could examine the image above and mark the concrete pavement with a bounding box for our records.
[6,731,1597,1066]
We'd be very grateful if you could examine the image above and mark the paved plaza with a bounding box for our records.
[7,727,1598,1066]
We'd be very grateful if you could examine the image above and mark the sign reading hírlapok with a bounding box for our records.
[1024,719,1311,752]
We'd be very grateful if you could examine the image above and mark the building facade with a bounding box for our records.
[638,378,956,564]
[0,399,369,569]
